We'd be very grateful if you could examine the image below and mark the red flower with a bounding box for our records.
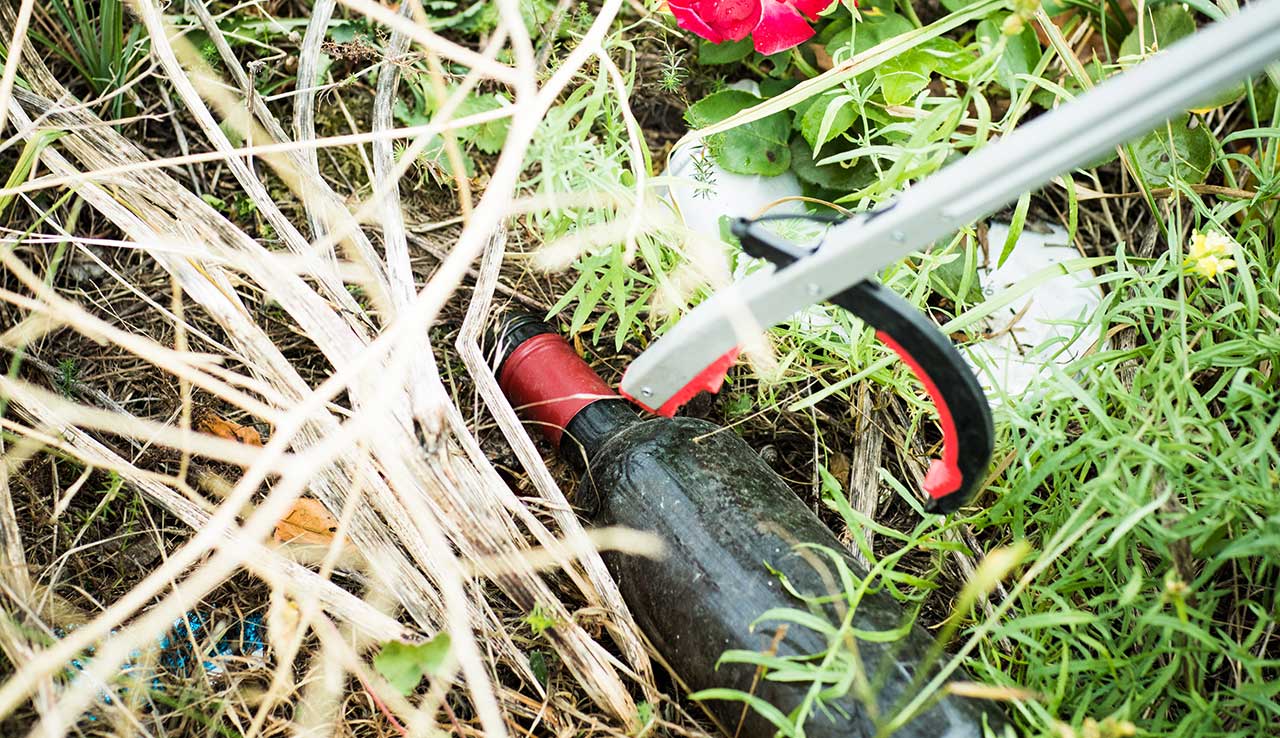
[668,0,836,56]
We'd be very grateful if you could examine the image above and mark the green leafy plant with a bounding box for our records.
[686,89,794,176]
[394,84,512,185]
[523,49,682,348]
[528,649,550,688]
[56,359,78,396]
[658,40,690,94]
[28,0,146,120]
[373,633,452,695]
[521,3,1280,737]
[524,602,559,636]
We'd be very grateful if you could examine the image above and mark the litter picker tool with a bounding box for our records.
[619,0,1280,513]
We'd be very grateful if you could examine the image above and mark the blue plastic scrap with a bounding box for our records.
[57,610,269,708]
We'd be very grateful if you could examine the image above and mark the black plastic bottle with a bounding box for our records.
[494,315,1002,738]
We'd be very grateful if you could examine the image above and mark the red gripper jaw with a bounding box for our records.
[621,347,740,417]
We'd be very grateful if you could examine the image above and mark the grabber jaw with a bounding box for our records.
[732,216,994,514]
[620,347,740,417]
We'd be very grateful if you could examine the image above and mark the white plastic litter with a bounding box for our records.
[663,123,1105,403]
[967,222,1105,403]
[664,80,807,238]
[665,140,806,238]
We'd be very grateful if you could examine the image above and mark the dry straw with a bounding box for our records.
[0,0,666,735]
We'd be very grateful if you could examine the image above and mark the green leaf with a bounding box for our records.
[850,619,914,642]
[636,701,654,730]
[234,196,257,219]
[1119,6,1195,60]
[373,633,452,696]
[698,37,753,65]
[758,78,800,98]
[396,88,510,154]
[455,93,510,153]
[199,193,227,212]
[528,650,549,689]
[876,38,973,106]
[815,15,853,46]
[422,136,477,179]
[856,0,898,15]
[842,11,913,87]
[877,55,932,106]
[797,91,857,151]
[940,0,985,11]
[724,392,754,418]
[1256,79,1279,120]
[851,12,914,57]
[393,97,426,127]
[929,246,983,304]
[918,37,974,81]
[685,90,792,176]
[999,190,1032,267]
[817,464,843,499]
[328,19,371,44]
[525,602,559,635]
[751,606,838,636]
[1132,115,1215,187]
[1188,82,1246,113]
[789,137,874,195]
[975,16,1042,96]
[219,121,244,148]
[718,215,742,247]
[688,688,798,738]
[762,48,793,78]
[684,89,753,129]
[448,0,553,36]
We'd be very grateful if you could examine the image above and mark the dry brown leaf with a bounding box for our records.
[274,497,343,546]
[1033,10,1078,47]
[827,452,851,489]
[809,40,833,72]
[197,411,264,445]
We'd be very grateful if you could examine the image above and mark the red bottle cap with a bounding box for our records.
[498,332,617,447]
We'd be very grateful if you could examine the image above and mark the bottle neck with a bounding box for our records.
[496,325,639,458]
[561,398,640,466]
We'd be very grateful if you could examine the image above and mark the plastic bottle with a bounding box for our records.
[494,314,1002,738]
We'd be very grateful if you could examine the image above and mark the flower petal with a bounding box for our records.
[668,0,725,43]
[703,0,764,41]
[752,0,815,55]
[790,0,836,21]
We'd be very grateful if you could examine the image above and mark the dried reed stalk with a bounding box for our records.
[0,0,660,733]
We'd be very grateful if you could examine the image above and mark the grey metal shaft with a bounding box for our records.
[875,0,1280,232]
[622,0,1280,406]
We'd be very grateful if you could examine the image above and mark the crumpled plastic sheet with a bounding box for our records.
[56,611,266,711]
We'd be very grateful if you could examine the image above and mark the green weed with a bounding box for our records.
[27,0,146,120]
[525,2,1280,736]
[525,602,560,636]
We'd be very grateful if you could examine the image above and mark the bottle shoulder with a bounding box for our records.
[595,415,722,451]
[585,416,809,526]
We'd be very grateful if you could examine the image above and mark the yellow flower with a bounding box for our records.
[1001,14,1025,35]
[1185,230,1237,281]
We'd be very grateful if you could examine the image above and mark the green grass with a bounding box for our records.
[524,1,1280,736]
[959,230,1280,736]
[25,0,146,121]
